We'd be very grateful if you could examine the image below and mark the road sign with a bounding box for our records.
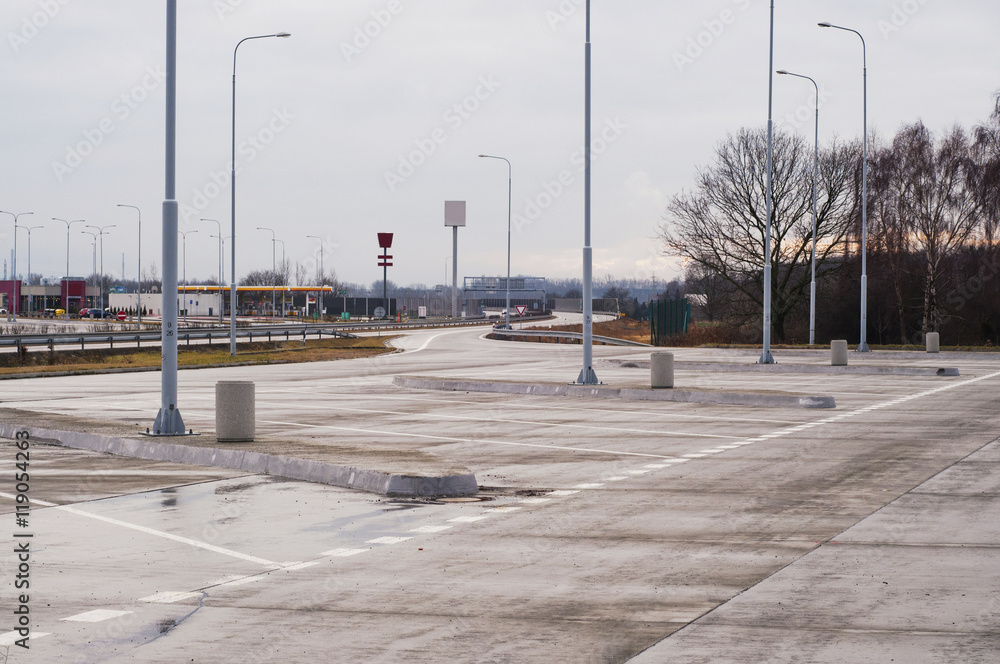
[377,233,393,249]
[117,311,127,321]
[373,306,386,318]
[515,305,527,316]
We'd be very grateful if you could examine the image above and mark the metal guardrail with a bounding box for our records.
[0,316,548,353]
[489,328,651,348]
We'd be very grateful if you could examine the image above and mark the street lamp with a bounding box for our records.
[200,218,224,324]
[478,154,512,330]
[86,224,115,314]
[179,229,198,322]
[575,0,598,383]
[820,21,869,352]
[81,230,97,309]
[257,226,277,321]
[275,238,286,319]
[307,235,324,321]
[16,225,43,314]
[759,0,777,364]
[777,69,821,346]
[117,204,142,328]
[0,210,34,320]
[231,31,291,355]
[52,217,85,320]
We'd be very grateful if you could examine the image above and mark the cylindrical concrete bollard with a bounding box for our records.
[831,340,848,367]
[926,331,940,353]
[216,380,255,442]
[651,351,674,389]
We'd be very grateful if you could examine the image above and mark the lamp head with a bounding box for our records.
[818,22,832,28]
[776,70,789,75]
[276,32,291,38]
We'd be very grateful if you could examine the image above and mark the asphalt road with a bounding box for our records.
[1,320,998,662]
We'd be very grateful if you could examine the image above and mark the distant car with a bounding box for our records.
[55,308,66,317]
[78,308,91,317]
[0,308,7,314]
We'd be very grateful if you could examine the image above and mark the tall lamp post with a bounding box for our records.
[575,0,598,383]
[86,224,115,314]
[117,204,142,327]
[0,210,34,320]
[201,218,224,323]
[776,69,821,346]
[17,225,43,314]
[257,226,277,321]
[820,21,869,352]
[478,155,512,329]
[179,229,198,322]
[81,230,97,309]
[275,238,286,318]
[230,31,291,355]
[307,234,324,321]
[52,217,85,320]
[759,0,777,364]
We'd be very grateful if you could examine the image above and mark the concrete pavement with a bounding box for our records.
[0,319,998,662]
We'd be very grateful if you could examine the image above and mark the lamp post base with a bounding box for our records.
[575,367,599,385]
[856,342,871,353]
[758,351,776,364]
[149,406,192,436]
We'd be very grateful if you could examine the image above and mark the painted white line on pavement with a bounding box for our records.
[366,536,414,545]
[139,591,202,604]
[0,631,50,646]
[322,548,369,557]
[409,525,453,533]
[61,609,133,623]
[54,505,281,568]
[448,515,489,523]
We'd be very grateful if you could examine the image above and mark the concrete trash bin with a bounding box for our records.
[651,351,674,389]
[216,380,255,442]
[831,340,848,366]
[926,332,940,353]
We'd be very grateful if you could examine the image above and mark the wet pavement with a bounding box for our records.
[0,320,998,662]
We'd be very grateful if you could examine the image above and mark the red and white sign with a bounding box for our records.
[117,311,127,321]
[515,305,527,316]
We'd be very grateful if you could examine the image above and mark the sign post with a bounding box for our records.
[444,201,466,318]
[377,233,393,320]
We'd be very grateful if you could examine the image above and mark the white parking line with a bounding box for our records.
[62,609,133,623]
[366,536,414,545]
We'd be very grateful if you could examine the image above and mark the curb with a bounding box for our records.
[0,422,478,498]
[605,360,960,377]
[393,376,836,409]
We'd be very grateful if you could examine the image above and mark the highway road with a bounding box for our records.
[1,319,998,662]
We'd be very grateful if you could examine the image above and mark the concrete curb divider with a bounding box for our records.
[605,360,959,377]
[0,422,477,497]
[393,376,836,409]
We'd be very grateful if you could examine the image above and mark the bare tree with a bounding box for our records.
[973,93,1000,251]
[659,127,857,341]
[893,122,980,333]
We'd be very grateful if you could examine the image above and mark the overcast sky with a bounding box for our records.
[2,0,997,291]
